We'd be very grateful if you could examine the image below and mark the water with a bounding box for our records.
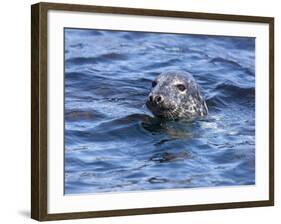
[64,28,255,194]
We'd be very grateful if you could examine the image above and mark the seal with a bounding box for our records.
[146,70,208,120]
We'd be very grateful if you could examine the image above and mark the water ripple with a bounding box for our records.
[64,28,255,194]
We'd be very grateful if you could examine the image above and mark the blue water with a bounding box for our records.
[64,28,255,194]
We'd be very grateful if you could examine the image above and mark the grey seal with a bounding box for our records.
[146,70,208,120]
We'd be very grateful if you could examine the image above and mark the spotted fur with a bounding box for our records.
[146,71,208,120]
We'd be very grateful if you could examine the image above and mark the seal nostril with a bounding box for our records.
[149,95,153,102]
[155,95,163,103]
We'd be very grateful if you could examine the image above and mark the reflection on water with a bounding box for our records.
[64,28,255,194]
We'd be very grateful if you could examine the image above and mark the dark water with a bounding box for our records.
[64,28,255,194]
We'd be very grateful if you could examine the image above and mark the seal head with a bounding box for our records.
[146,71,208,120]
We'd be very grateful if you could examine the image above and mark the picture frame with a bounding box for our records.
[31,2,274,221]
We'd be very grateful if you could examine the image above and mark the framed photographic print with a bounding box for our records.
[31,2,274,221]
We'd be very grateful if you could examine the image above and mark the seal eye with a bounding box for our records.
[176,84,186,92]
[152,81,157,88]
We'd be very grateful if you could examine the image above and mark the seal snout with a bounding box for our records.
[149,94,164,105]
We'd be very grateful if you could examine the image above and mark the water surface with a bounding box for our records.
[64,28,255,194]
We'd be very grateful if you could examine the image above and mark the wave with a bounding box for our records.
[69,43,85,49]
[209,57,242,68]
[142,58,181,70]
[209,57,255,77]
[66,52,128,65]
[206,81,255,108]
[215,81,255,97]
[65,109,106,122]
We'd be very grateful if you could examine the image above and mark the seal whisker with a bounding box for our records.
[168,111,175,120]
